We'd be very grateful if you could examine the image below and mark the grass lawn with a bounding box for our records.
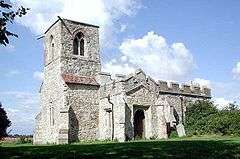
[1,136,240,159]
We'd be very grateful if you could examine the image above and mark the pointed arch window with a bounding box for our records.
[73,32,84,56]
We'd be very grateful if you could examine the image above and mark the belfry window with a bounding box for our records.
[73,32,84,56]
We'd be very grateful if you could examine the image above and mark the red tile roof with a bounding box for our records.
[61,74,99,86]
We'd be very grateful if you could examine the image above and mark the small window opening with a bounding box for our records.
[50,35,55,61]
[73,32,84,56]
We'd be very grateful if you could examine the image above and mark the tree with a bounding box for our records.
[185,100,240,136]
[0,0,29,46]
[0,102,11,139]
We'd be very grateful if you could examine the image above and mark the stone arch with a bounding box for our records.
[73,32,84,56]
[134,109,145,139]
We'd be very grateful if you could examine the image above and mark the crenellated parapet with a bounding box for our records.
[97,69,211,99]
[158,81,211,98]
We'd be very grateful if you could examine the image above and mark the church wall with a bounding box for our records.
[151,105,168,139]
[60,20,101,77]
[67,84,99,141]
[34,21,67,144]
[99,97,112,140]
[125,103,133,140]
[165,95,182,124]
[111,92,127,142]
[98,79,128,142]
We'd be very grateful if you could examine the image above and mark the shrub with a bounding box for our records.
[17,136,32,144]
[185,100,240,136]
[169,131,178,139]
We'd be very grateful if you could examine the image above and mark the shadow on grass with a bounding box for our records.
[1,139,240,159]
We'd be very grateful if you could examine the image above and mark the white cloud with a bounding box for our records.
[0,91,39,135]
[214,97,232,110]
[102,59,135,75]
[11,0,141,47]
[33,71,43,81]
[232,62,240,79]
[103,31,195,81]
[212,81,240,104]
[189,78,211,88]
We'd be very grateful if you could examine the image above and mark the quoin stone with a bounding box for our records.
[33,18,211,144]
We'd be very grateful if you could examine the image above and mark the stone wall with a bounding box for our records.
[60,19,101,77]
[34,20,68,144]
[98,69,211,141]
[67,84,100,141]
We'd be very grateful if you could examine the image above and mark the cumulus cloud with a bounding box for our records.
[189,78,211,88]
[103,31,195,81]
[214,97,232,110]
[232,62,240,79]
[10,0,141,47]
[1,91,39,134]
[33,71,43,81]
[102,59,135,75]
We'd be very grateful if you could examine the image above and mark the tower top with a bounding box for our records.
[43,16,101,77]
[44,17,99,34]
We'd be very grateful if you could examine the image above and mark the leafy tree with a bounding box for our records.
[224,102,239,111]
[0,0,29,46]
[186,100,240,136]
[185,100,218,135]
[0,102,11,139]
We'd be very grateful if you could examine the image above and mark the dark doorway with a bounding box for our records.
[134,109,145,139]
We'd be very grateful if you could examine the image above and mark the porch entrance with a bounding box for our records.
[134,109,145,139]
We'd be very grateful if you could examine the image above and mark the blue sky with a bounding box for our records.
[0,0,239,134]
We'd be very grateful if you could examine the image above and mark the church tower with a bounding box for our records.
[44,18,101,76]
[34,18,101,144]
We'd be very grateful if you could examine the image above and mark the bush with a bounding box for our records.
[169,131,178,139]
[17,136,32,144]
[185,100,240,136]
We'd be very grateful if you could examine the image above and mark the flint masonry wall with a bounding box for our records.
[35,19,102,144]
[34,20,68,144]
[60,19,101,76]
[67,84,99,141]
[59,19,101,142]
[98,69,211,141]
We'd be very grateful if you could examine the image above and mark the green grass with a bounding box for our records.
[1,136,240,159]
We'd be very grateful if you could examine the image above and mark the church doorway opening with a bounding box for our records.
[134,109,145,139]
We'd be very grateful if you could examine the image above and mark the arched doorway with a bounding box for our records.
[134,109,145,139]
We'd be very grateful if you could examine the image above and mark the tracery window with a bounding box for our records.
[73,32,84,56]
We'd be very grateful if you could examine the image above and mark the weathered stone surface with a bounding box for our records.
[176,124,186,137]
[34,18,211,144]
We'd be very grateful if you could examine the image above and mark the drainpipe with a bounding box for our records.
[107,94,114,140]
[180,96,184,125]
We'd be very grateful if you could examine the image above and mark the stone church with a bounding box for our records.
[33,18,211,144]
